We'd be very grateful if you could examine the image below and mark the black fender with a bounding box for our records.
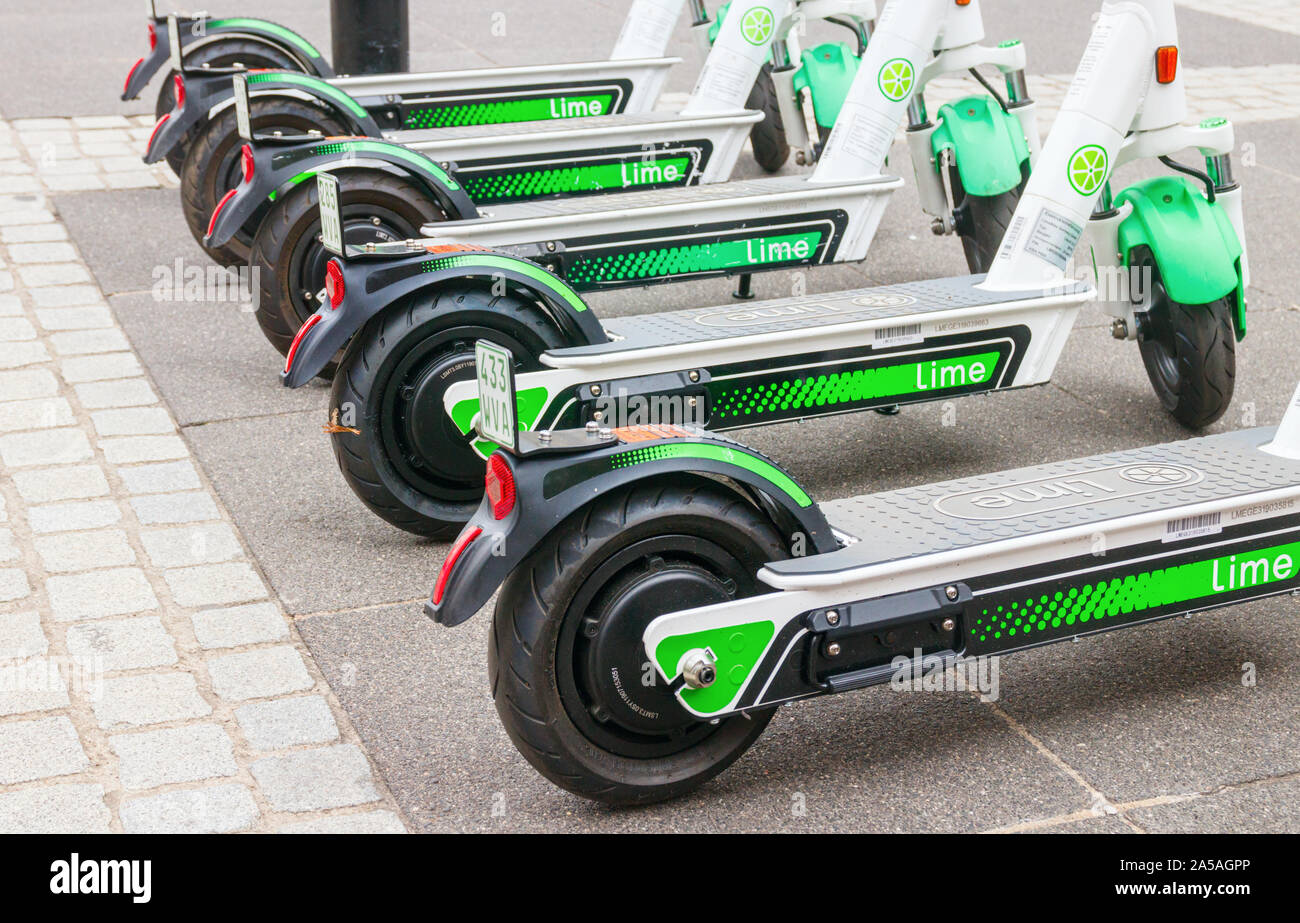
[145,69,379,166]
[281,247,608,388]
[205,136,478,248]
[427,433,838,627]
[124,14,331,102]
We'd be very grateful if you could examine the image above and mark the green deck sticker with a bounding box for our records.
[567,230,823,285]
[971,538,1300,645]
[710,351,1000,421]
[460,156,692,201]
[403,94,615,129]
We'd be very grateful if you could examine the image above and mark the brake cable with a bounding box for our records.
[1158,155,1217,203]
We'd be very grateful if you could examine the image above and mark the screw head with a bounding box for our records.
[826,642,841,657]
[538,430,553,444]
[688,370,701,383]
[546,241,557,252]
[941,618,956,632]
[590,384,602,397]
[826,610,840,626]
[945,585,959,601]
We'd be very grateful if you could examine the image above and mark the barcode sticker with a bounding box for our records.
[874,323,923,348]
[1164,512,1222,543]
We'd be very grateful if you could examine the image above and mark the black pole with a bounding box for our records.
[331,0,410,74]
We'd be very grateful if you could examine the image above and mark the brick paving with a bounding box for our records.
[0,172,405,833]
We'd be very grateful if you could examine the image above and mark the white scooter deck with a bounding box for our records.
[428,173,904,278]
[643,421,1300,717]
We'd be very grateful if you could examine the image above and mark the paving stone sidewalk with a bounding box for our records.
[0,173,405,832]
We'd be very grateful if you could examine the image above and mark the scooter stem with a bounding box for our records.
[1264,382,1300,461]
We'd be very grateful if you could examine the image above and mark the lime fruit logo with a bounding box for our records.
[878,58,915,102]
[1068,144,1109,196]
[740,6,775,46]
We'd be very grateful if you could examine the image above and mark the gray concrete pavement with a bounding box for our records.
[3,0,1300,831]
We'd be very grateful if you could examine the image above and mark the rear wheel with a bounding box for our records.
[746,64,790,173]
[329,285,570,537]
[155,39,300,175]
[1133,248,1236,429]
[179,98,346,267]
[949,164,1027,274]
[490,479,786,805]
[249,172,449,374]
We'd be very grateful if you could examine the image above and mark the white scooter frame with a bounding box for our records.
[434,0,1245,451]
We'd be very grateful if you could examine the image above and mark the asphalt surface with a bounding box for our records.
[12,0,1300,831]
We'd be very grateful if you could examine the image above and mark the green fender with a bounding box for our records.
[1116,175,1246,340]
[706,1,732,43]
[931,95,1030,197]
[793,42,861,129]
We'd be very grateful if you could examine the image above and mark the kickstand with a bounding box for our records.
[875,405,901,416]
[733,273,755,300]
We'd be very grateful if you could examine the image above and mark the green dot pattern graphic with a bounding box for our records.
[460,157,692,202]
[711,352,999,421]
[403,94,614,129]
[566,232,822,286]
[971,539,1300,644]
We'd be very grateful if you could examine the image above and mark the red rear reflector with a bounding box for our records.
[147,112,171,153]
[1156,46,1178,84]
[124,58,144,96]
[485,454,516,520]
[284,313,322,374]
[149,21,158,51]
[956,0,971,5]
[173,73,186,110]
[325,259,345,309]
[240,143,255,183]
[433,527,482,605]
[207,187,238,237]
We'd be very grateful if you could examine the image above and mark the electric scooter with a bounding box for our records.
[424,0,1261,805]
[169,0,842,268]
[130,0,694,175]
[216,0,1031,364]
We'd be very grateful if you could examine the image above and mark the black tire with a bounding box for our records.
[330,285,571,537]
[154,39,301,176]
[249,172,449,374]
[490,478,787,805]
[179,98,346,267]
[950,164,1027,274]
[1133,248,1237,429]
[746,64,790,173]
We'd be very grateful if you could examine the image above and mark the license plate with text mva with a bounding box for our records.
[475,341,517,450]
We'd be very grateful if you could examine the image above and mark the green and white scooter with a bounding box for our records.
[421,0,1261,804]
[283,0,1044,536]
[187,0,867,269]
[136,0,697,175]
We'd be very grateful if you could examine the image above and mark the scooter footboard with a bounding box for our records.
[647,426,1300,719]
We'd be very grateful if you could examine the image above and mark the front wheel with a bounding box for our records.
[490,479,786,805]
[250,172,449,373]
[329,285,570,537]
[746,64,790,173]
[950,167,1026,275]
[1133,248,1237,429]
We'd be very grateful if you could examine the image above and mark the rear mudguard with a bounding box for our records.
[931,95,1031,197]
[124,14,330,102]
[427,432,838,627]
[205,136,478,247]
[281,247,608,387]
[145,69,379,165]
[1116,175,1247,340]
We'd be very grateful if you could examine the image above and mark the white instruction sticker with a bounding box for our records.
[1024,209,1083,271]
